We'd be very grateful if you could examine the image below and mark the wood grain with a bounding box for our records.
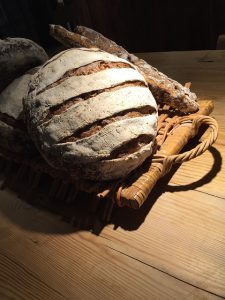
[102,189,225,297]
[0,191,221,300]
[169,145,225,199]
[1,50,225,299]
[137,50,225,101]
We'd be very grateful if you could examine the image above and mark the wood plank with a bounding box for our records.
[168,143,225,199]
[101,189,225,298]
[136,52,225,200]
[138,50,225,101]
[0,191,221,300]
[210,111,225,147]
[1,50,225,300]
[0,186,72,245]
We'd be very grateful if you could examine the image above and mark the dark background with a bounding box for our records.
[0,0,225,52]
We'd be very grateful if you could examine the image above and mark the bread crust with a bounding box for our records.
[49,24,198,113]
[25,48,158,180]
[0,38,48,93]
[0,71,37,155]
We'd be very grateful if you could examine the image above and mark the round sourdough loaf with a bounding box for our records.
[0,38,48,93]
[25,48,158,180]
[0,69,38,155]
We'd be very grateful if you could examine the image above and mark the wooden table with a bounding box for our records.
[0,50,225,300]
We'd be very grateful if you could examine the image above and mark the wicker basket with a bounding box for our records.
[0,100,218,227]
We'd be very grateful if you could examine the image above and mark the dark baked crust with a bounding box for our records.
[0,70,39,156]
[74,25,199,113]
[0,119,35,155]
[0,37,48,93]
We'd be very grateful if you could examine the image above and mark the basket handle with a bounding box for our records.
[116,114,218,209]
[152,114,219,176]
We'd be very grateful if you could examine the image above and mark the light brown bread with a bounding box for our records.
[25,48,158,180]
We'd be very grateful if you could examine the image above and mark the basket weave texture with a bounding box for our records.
[0,100,218,212]
[115,100,218,209]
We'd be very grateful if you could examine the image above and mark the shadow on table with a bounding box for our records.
[0,146,222,235]
[111,146,222,231]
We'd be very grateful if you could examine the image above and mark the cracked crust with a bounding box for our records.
[0,37,48,92]
[49,24,198,113]
[0,70,38,155]
[25,48,158,180]
[74,25,199,113]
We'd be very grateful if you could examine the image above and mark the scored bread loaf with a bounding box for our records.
[25,48,158,180]
[0,69,38,155]
[0,38,48,93]
[50,24,199,113]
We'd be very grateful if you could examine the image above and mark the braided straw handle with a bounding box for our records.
[117,114,218,209]
[153,115,218,174]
